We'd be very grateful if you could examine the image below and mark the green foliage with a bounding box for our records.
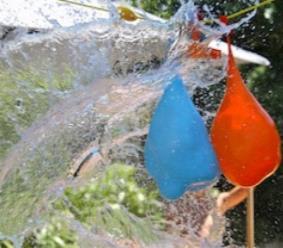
[0,240,14,248]
[0,164,164,247]
[0,221,78,248]
[0,67,74,159]
[0,139,73,235]
[0,114,97,235]
[35,221,78,248]
[132,0,180,19]
[55,164,164,241]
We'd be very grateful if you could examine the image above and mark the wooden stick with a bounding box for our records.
[246,187,255,248]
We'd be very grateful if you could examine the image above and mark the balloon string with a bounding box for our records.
[57,0,108,12]
[56,0,144,19]
[204,0,274,24]
[227,33,233,60]
[227,0,274,20]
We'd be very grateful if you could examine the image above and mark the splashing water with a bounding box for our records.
[0,0,253,247]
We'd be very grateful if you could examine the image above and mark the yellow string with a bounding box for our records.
[204,0,275,24]
[227,0,274,20]
[57,0,144,20]
[57,0,108,12]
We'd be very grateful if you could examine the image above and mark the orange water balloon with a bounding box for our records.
[211,36,281,187]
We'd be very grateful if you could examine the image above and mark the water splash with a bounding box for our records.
[0,0,255,247]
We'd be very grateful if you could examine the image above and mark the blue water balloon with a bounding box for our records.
[144,75,219,200]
